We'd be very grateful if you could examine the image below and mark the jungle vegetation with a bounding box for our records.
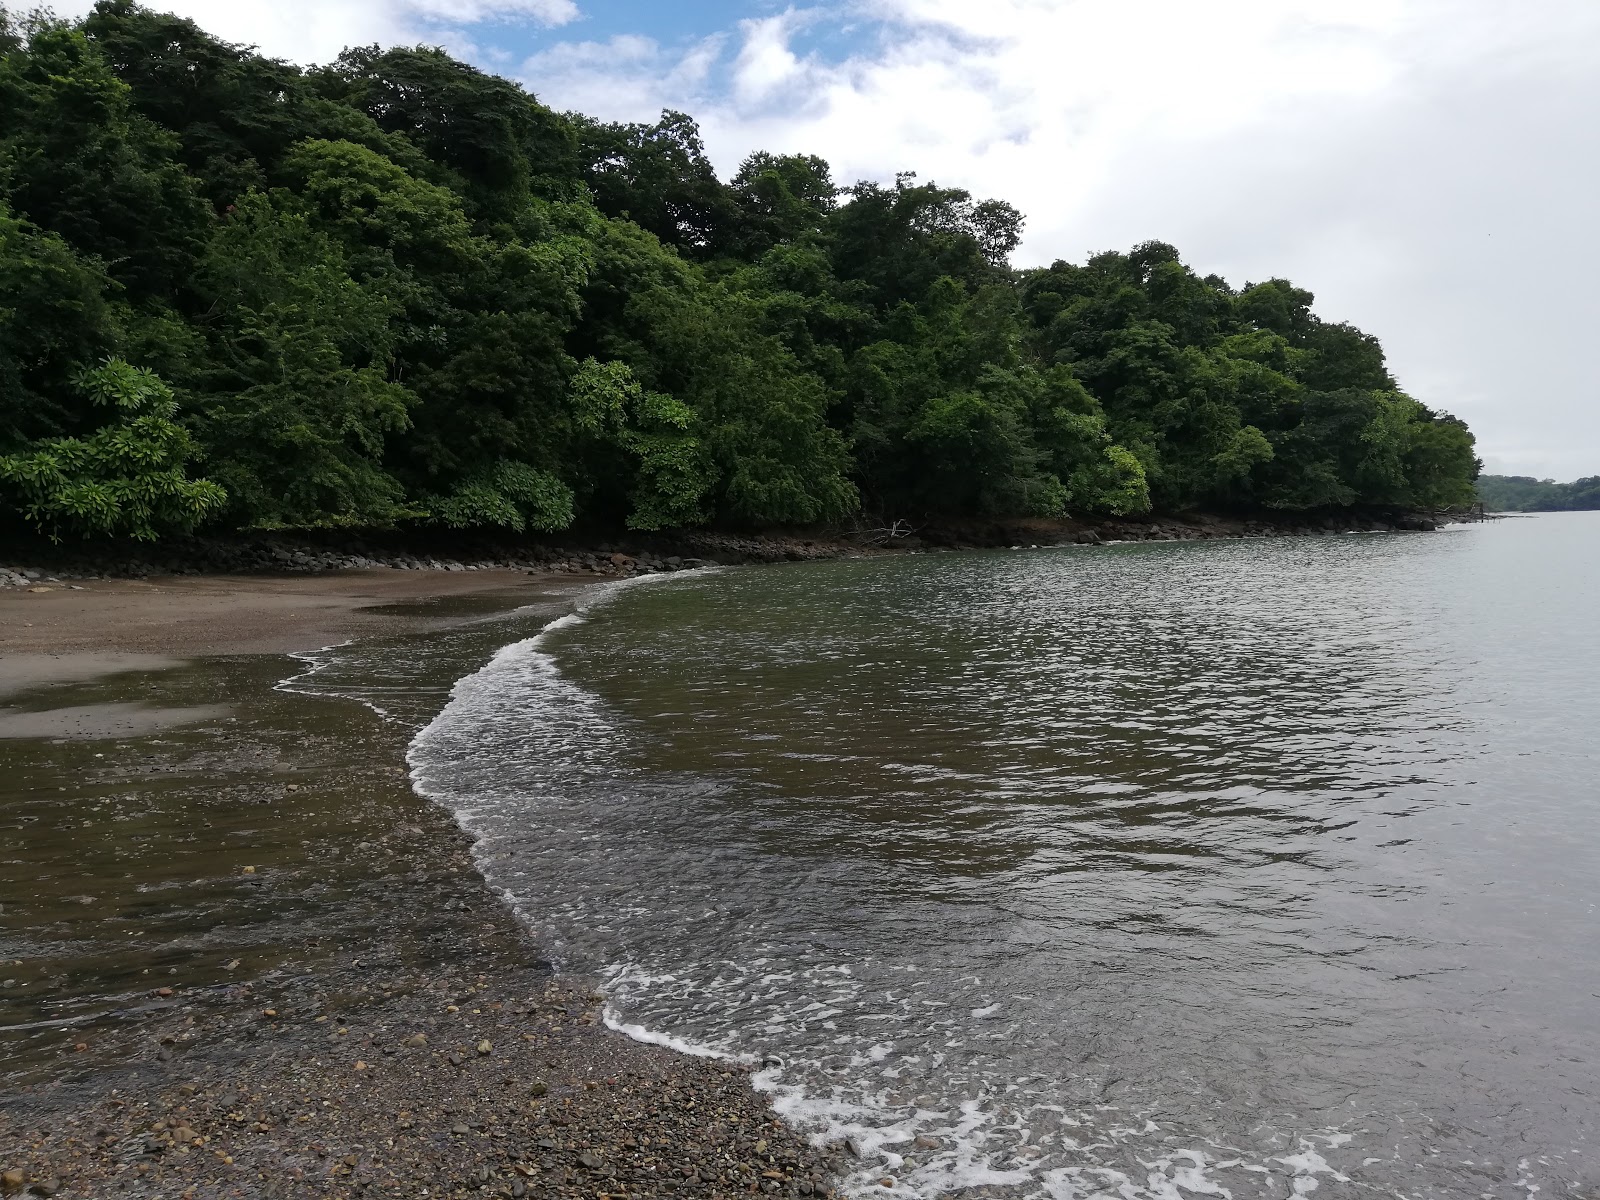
[1476,475,1600,512]
[0,3,1481,540]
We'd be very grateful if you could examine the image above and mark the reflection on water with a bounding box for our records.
[412,516,1600,1199]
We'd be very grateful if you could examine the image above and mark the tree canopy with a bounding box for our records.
[1476,475,1600,513]
[0,3,1481,540]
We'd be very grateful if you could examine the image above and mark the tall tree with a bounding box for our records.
[0,16,210,298]
[572,109,737,257]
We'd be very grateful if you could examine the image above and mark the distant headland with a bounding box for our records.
[1476,475,1600,512]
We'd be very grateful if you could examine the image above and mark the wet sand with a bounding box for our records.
[0,569,842,1198]
[0,567,567,658]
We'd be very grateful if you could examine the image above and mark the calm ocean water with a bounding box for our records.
[409,515,1600,1199]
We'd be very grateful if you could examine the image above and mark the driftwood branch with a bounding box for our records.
[849,517,919,545]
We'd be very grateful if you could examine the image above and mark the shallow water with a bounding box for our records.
[0,587,577,1080]
[410,516,1600,1199]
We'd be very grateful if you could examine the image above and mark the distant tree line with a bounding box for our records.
[0,2,1481,541]
[1476,475,1600,513]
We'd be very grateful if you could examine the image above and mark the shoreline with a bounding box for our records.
[0,517,1478,1197]
[0,569,844,1198]
[0,506,1473,595]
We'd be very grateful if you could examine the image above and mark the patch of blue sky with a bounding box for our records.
[427,1,893,98]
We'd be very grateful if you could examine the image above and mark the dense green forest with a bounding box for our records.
[1476,475,1600,512]
[0,3,1481,541]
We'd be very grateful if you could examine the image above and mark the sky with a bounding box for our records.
[53,0,1600,480]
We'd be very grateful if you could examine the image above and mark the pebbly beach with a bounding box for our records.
[0,564,846,1199]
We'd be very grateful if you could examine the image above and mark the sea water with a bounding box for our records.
[408,515,1600,1199]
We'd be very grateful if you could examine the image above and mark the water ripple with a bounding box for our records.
[411,517,1600,1200]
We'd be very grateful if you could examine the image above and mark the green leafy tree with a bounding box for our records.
[316,44,579,220]
[81,0,317,207]
[1564,478,1600,510]
[727,152,837,259]
[830,174,1019,314]
[573,216,856,526]
[279,138,594,511]
[193,190,413,528]
[0,359,224,538]
[569,358,713,530]
[573,110,737,257]
[1028,368,1151,514]
[0,201,120,447]
[1404,410,1478,508]
[428,460,573,532]
[0,16,209,298]
[1476,474,1600,512]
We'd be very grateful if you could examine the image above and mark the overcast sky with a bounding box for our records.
[59,0,1600,479]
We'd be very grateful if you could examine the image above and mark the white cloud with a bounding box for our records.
[729,10,812,107]
[519,1,1600,478]
[49,0,576,66]
[409,0,576,24]
[520,31,726,119]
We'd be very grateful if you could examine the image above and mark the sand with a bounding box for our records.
[0,568,566,659]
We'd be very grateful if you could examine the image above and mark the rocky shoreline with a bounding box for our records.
[0,507,1469,590]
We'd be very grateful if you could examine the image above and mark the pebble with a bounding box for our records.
[0,724,845,1200]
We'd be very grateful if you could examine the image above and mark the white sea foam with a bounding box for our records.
[601,1004,742,1061]
[584,950,1373,1200]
